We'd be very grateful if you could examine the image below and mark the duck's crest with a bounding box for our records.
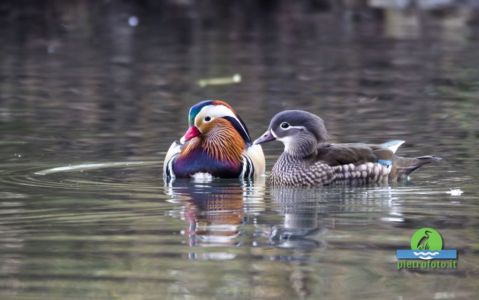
[380,140,405,154]
[188,100,234,125]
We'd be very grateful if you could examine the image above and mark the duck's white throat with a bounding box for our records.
[271,129,294,154]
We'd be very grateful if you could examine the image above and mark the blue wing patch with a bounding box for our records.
[378,159,392,167]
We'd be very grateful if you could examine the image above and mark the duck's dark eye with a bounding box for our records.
[204,116,212,122]
[280,122,290,129]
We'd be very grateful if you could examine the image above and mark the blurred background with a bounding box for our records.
[1,0,479,161]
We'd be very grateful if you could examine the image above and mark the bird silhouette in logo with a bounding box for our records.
[417,230,431,250]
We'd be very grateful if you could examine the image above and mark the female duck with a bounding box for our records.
[254,110,440,186]
[164,100,265,180]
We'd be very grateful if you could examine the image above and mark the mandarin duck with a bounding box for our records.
[163,100,265,180]
[254,110,440,187]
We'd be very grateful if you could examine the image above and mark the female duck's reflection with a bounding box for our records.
[267,184,399,249]
[166,178,265,249]
[268,188,328,250]
[267,185,398,298]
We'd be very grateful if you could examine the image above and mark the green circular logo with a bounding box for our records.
[410,228,443,250]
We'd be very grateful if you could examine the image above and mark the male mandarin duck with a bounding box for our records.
[254,110,440,187]
[163,100,265,180]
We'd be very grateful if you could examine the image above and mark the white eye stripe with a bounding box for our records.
[290,125,305,130]
[196,105,247,131]
[281,125,305,131]
[197,105,235,120]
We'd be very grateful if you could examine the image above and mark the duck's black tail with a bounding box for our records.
[390,155,442,181]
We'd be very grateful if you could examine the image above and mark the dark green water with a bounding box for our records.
[0,2,478,299]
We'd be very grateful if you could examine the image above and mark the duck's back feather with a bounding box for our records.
[315,141,440,182]
[316,143,395,166]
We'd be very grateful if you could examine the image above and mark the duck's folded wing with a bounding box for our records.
[163,141,182,178]
[317,143,395,166]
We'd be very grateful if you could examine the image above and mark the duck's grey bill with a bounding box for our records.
[253,130,275,145]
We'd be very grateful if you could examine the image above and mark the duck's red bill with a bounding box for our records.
[182,126,201,142]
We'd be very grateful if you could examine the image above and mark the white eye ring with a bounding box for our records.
[204,116,212,122]
[280,122,290,129]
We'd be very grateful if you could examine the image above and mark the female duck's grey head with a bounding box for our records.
[254,110,329,157]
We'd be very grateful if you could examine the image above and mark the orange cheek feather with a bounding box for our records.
[202,119,245,163]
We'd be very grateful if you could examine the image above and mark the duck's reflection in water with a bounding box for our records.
[167,177,401,261]
[264,185,398,298]
[183,186,244,247]
[166,177,265,259]
[269,187,327,250]
[166,180,402,298]
[265,184,400,251]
